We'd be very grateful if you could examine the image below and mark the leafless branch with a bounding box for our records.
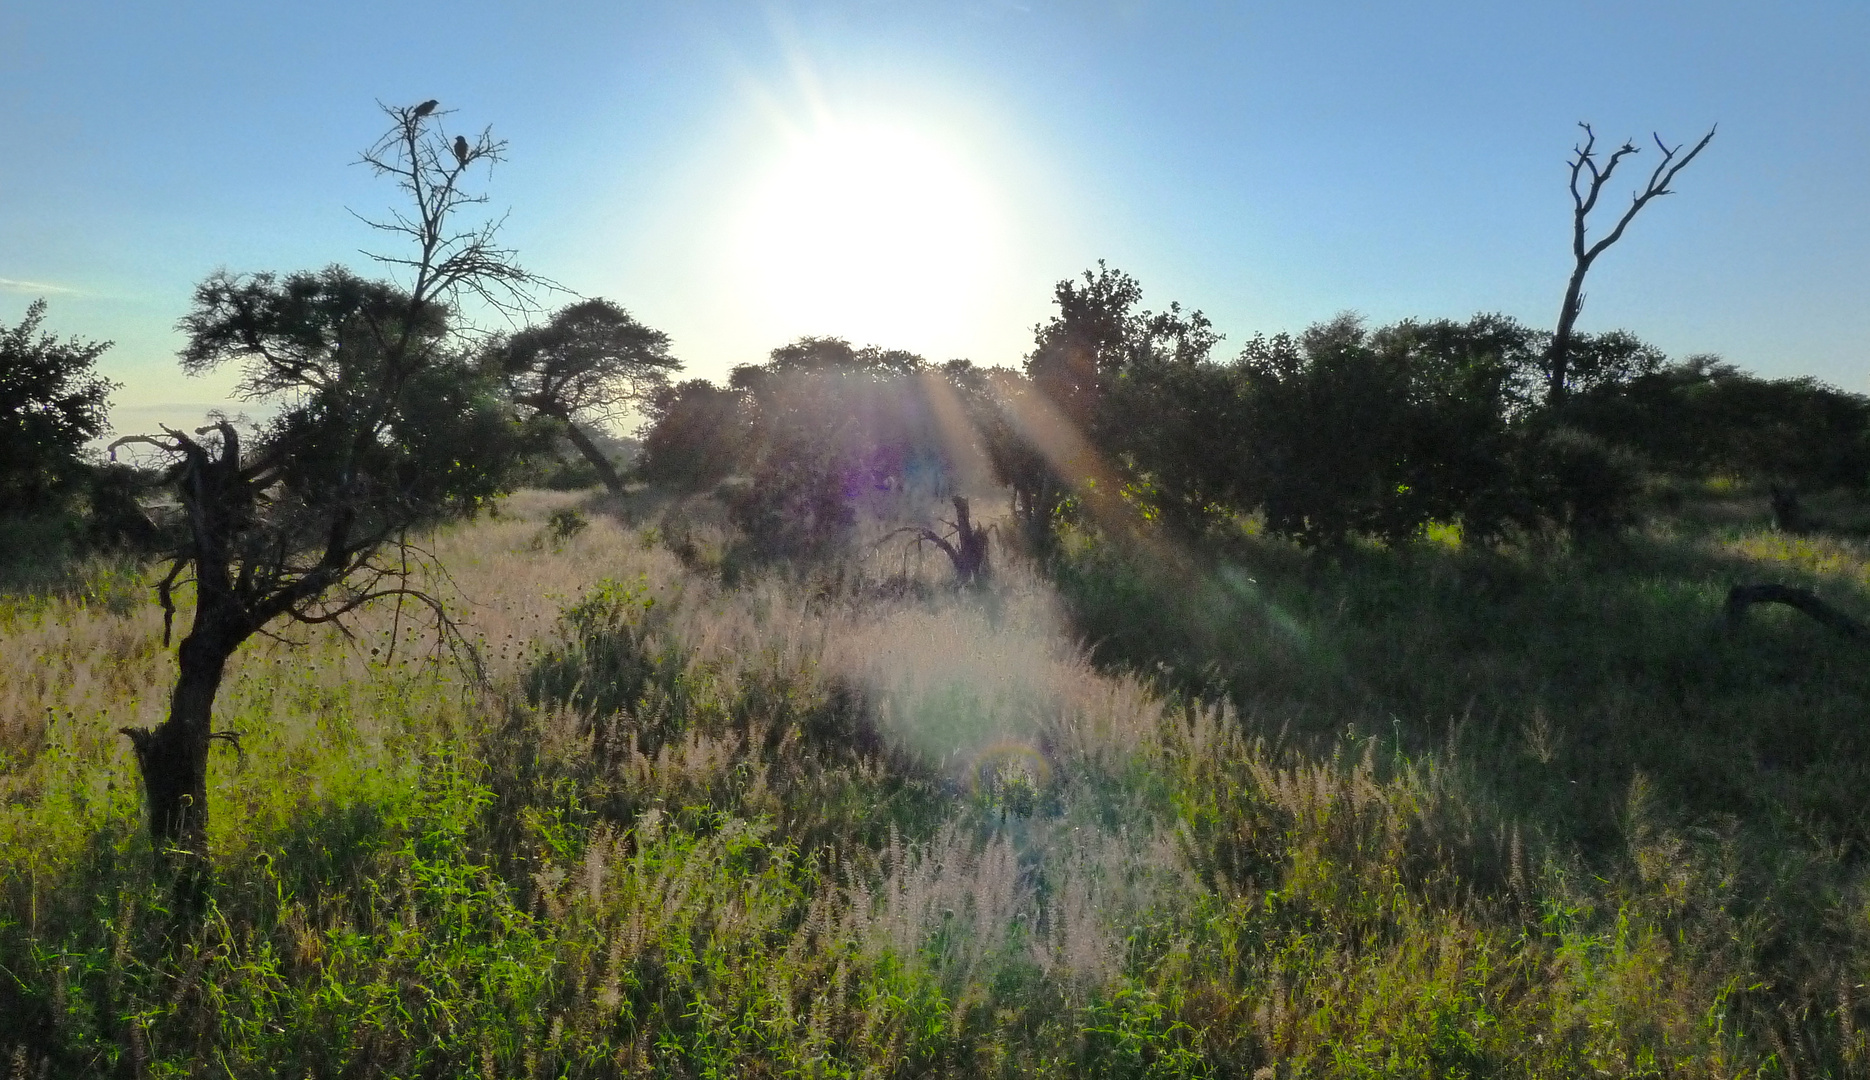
[1547,121,1715,402]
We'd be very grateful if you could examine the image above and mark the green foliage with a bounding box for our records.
[1025,262,1151,433]
[180,266,524,527]
[0,300,141,585]
[1020,263,1222,531]
[1225,313,1604,544]
[636,276,1849,561]
[14,494,1870,1074]
[733,337,957,498]
[1004,267,1774,547]
[1510,425,1645,536]
[0,299,115,512]
[636,379,747,491]
[727,445,860,565]
[523,574,673,726]
[545,506,589,542]
[0,294,154,588]
[1233,315,1434,544]
[639,337,984,567]
[1570,355,1870,491]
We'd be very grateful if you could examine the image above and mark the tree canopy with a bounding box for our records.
[112,100,536,857]
[495,297,680,495]
[0,299,115,510]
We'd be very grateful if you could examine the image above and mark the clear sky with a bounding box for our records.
[3,1,1866,438]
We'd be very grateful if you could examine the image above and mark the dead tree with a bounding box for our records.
[108,101,536,860]
[1548,122,1715,403]
[881,496,991,584]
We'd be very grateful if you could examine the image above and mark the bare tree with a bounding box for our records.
[1548,122,1715,403]
[879,496,991,585]
[355,101,536,318]
[108,101,536,862]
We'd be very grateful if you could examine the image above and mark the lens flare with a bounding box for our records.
[969,738,1052,817]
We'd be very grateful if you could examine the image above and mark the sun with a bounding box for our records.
[731,120,1004,353]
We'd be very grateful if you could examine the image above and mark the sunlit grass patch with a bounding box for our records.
[7,490,1870,1074]
[1716,526,1870,588]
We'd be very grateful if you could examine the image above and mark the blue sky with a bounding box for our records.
[3,1,1866,436]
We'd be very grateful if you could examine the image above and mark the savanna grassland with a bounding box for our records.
[7,484,1870,1077]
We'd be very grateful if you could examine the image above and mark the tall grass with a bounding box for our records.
[1050,498,1870,1075]
[2,488,1858,1075]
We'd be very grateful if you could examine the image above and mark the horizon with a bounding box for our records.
[4,1,1866,438]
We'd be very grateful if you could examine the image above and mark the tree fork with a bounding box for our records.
[877,496,992,584]
[947,496,990,584]
[1548,122,1714,403]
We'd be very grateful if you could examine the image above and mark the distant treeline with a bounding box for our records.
[640,263,1870,551]
[7,262,1866,574]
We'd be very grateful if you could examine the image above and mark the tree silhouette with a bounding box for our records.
[1018,263,1219,536]
[496,299,679,496]
[1548,122,1715,403]
[109,101,535,862]
[0,299,115,510]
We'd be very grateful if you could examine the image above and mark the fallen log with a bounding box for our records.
[1723,583,1869,640]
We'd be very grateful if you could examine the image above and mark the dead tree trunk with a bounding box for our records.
[916,496,990,584]
[1549,122,1715,404]
[120,602,246,856]
[123,643,229,853]
[885,496,992,584]
[948,496,989,583]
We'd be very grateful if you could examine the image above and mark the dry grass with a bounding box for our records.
[3,487,1862,1075]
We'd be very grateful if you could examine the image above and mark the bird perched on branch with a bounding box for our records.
[453,135,470,166]
[413,98,439,118]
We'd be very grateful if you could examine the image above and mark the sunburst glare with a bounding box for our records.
[731,120,1005,352]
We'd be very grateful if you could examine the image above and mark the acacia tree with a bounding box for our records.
[496,299,680,495]
[109,101,534,857]
[1548,121,1715,403]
